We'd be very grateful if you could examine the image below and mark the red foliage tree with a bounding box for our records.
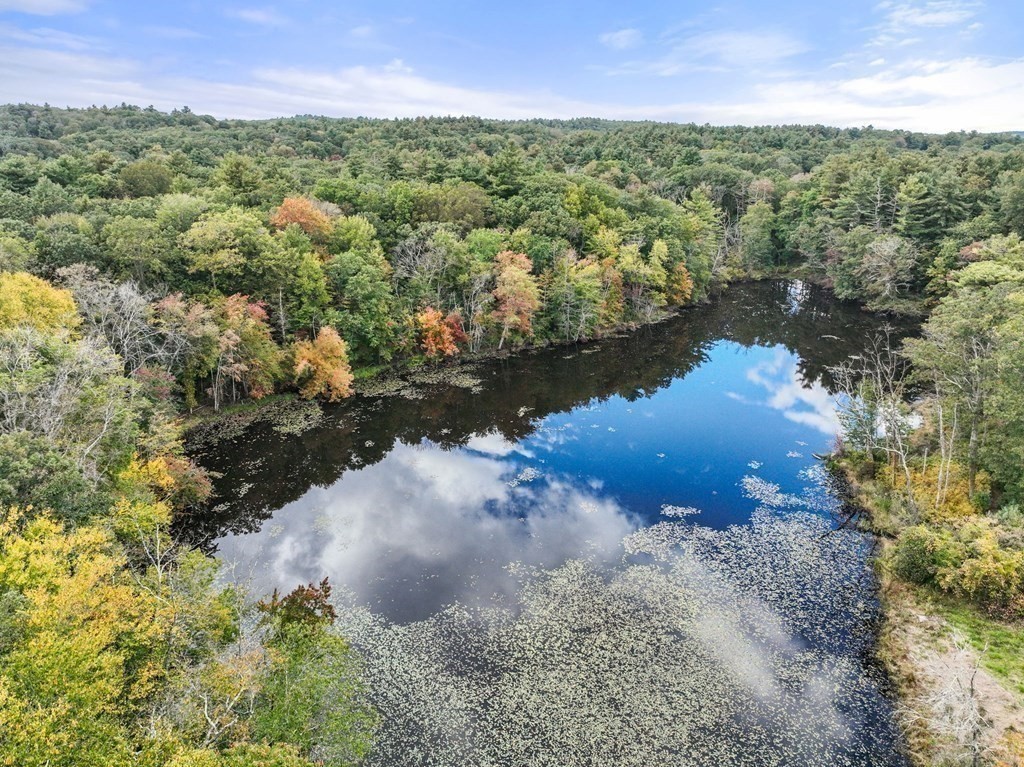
[416,307,464,360]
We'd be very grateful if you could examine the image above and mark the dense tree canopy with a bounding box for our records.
[2,103,1024,765]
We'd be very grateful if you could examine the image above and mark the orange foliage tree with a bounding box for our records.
[292,326,354,401]
[270,197,332,242]
[416,307,465,360]
[667,262,695,304]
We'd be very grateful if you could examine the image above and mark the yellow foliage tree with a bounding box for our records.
[0,508,156,766]
[292,326,354,401]
[0,272,79,333]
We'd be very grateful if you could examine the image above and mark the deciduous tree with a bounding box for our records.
[292,327,354,402]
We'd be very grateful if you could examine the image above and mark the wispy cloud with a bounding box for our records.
[870,0,980,46]
[225,7,289,28]
[0,0,87,14]
[599,28,643,51]
[0,22,96,49]
[609,28,810,76]
[878,0,980,28]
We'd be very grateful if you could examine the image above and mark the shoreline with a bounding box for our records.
[829,457,1024,766]
[181,283,706,433]
[181,270,856,432]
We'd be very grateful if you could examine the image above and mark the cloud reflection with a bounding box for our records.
[217,440,638,622]
[745,349,841,436]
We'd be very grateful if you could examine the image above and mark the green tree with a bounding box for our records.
[905,282,1011,497]
[739,200,777,271]
[119,159,174,198]
[488,143,527,199]
[543,252,604,343]
[252,581,377,766]
[994,170,1024,236]
[0,432,107,522]
[180,208,276,292]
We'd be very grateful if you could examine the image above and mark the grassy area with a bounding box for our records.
[833,455,1023,697]
[929,592,1024,697]
[351,363,391,381]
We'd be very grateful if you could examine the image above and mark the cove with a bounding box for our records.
[185,280,915,766]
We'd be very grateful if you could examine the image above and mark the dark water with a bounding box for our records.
[188,280,907,618]
[186,280,914,765]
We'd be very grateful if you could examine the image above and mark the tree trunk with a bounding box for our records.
[278,287,286,341]
[968,413,979,498]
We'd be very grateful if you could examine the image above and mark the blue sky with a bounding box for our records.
[0,0,1022,131]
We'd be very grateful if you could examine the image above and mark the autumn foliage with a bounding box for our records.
[415,307,465,360]
[292,326,354,401]
[491,251,540,349]
[270,196,333,241]
[213,295,280,404]
[0,271,79,333]
[258,577,338,630]
[667,263,695,304]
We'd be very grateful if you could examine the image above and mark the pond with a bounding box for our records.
[185,280,913,766]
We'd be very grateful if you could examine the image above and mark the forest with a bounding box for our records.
[1,103,1024,765]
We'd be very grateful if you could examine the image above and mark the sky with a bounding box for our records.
[0,0,1022,132]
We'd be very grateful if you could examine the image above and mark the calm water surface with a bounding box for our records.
[186,280,912,764]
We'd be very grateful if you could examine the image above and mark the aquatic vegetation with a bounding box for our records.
[740,475,803,508]
[271,401,325,435]
[194,282,917,765]
[506,467,543,487]
[660,504,701,518]
[188,398,325,447]
[354,376,411,398]
[337,512,897,766]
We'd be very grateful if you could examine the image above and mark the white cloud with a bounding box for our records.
[745,353,841,436]
[0,40,1021,132]
[650,57,1024,131]
[599,28,643,50]
[216,441,636,617]
[0,0,86,13]
[683,30,810,65]
[225,7,289,27]
[350,24,373,38]
[0,45,137,99]
[870,1,979,47]
[882,0,979,29]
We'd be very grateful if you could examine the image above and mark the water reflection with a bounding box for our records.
[185,280,915,620]
[742,348,842,435]
[221,442,638,622]
[183,280,916,765]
